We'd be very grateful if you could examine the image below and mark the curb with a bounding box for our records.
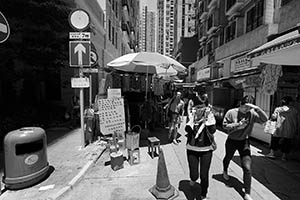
[50,145,107,200]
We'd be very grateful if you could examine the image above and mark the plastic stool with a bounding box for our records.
[148,137,160,158]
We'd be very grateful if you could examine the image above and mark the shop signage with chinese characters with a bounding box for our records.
[230,56,251,72]
[196,67,210,81]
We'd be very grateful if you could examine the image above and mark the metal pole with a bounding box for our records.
[89,74,92,106]
[79,68,85,148]
[146,65,148,100]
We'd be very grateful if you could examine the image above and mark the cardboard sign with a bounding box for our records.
[98,98,125,135]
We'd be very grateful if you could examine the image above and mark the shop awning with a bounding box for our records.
[248,29,300,66]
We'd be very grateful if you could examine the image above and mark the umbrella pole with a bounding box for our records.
[146,65,148,100]
[145,65,149,130]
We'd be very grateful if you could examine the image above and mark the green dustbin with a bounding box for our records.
[3,127,49,189]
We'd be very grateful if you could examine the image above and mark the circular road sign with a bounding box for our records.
[0,12,10,43]
[90,50,98,67]
[69,9,90,31]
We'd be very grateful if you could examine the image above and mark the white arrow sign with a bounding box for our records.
[69,41,91,67]
[74,43,86,65]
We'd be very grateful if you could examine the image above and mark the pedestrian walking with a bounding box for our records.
[164,91,185,144]
[266,96,299,161]
[185,93,216,200]
[71,95,80,127]
[222,95,268,200]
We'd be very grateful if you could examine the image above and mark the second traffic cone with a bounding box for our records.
[149,148,179,199]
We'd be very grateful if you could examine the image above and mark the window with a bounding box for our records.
[225,21,236,42]
[108,20,111,41]
[207,40,213,54]
[191,67,195,75]
[219,27,224,46]
[115,32,118,48]
[281,0,292,6]
[226,0,236,11]
[115,2,118,18]
[112,27,115,45]
[246,1,264,33]
[207,14,213,31]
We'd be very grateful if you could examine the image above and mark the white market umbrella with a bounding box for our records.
[107,52,186,99]
[107,52,186,73]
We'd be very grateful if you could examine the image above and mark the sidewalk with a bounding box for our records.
[0,128,106,200]
[61,120,292,200]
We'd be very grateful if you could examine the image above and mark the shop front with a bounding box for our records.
[248,25,300,148]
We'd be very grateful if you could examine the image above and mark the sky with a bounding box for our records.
[140,0,157,11]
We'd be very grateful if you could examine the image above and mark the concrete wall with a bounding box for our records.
[279,0,300,32]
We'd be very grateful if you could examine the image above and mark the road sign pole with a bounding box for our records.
[79,68,85,148]
[89,74,92,106]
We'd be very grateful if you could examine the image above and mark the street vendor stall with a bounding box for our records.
[106,52,186,132]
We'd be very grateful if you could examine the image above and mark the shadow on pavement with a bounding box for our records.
[231,138,300,200]
[178,180,202,200]
[212,174,244,197]
[139,128,173,147]
[1,165,55,193]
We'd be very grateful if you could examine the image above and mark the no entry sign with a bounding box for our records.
[0,12,10,43]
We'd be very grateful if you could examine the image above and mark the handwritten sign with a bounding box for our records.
[107,88,121,99]
[98,98,125,135]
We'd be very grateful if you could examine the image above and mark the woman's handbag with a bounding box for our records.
[206,126,217,151]
[264,120,277,135]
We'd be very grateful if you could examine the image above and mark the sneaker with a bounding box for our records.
[223,171,229,181]
[173,139,179,145]
[244,194,253,200]
[281,154,287,162]
[265,151,275,159]
[189,180,195,186]
[201,196,207,200]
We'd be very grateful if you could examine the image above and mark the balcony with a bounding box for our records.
[121,21,130,34]
[207,26,218,35]
[226,0,245,17]
[207,0,218,11]
[200,12,208,22]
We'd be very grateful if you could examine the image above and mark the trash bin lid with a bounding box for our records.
[4,127,46,145]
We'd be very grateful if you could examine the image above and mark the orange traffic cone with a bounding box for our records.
[149,148,179,199]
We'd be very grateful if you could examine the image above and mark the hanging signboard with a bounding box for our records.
[69,32,91,40]
[107,88,121,99]
[71,77,90,88]
[98,98,126,135]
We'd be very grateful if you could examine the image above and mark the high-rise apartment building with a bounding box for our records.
[139,6,156,52]
[174,0,196,46]
[157,0,176,56]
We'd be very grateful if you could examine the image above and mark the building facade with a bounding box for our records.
[139,6,156,52]
[157,0,176,56]
[191,0,300,145]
